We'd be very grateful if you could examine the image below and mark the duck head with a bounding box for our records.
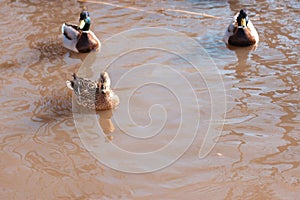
[99,72,111,94]
[79,10,91,31]
[237,9,249,28]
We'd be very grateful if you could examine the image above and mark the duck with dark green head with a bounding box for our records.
[62,8,101,53]
[224,9,259,47]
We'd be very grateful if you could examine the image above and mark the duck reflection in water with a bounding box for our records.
[227,45,256,79]
[98,109,115,142]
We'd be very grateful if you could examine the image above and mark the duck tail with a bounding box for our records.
[61,23,66,34]
[66,80,74,90]
[66,73,78,91]
[72,73,77,80]
[62,23,79,40]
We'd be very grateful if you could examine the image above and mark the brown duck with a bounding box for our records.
[66,72,119,110]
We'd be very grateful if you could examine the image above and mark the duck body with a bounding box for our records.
[66,72,119,110]
[62,10,100,53]
[224,10,259,47]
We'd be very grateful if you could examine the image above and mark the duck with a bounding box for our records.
[61,9,101,53]
[224,9,259,47]
[66,72,119,110]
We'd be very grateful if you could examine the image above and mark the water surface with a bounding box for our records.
[0,0,299,199]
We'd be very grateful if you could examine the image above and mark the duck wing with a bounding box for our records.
[62,23,80,40]
[227,12,239,33]
[72,75,99,109]
[74,77,98,96]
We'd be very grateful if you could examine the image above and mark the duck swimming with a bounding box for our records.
[66,72,119,110]
[224,9,259,47]
[62,9,100,53]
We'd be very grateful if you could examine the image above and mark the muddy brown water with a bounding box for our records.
[1,0,299,199]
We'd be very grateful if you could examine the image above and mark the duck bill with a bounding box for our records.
[241,18,246,27]
[79,20,85,29]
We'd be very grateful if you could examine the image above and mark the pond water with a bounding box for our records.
[1,0,299,199]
